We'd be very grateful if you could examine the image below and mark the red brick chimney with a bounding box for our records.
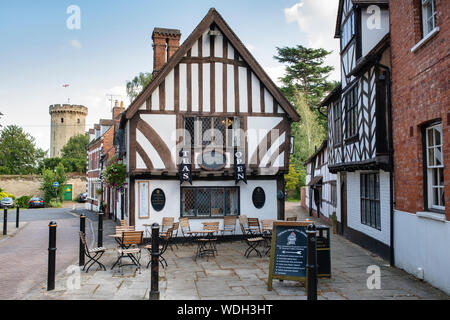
[152,28,181,74]
[112,100,125,120]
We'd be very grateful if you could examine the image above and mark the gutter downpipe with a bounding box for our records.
[379,63,395,267]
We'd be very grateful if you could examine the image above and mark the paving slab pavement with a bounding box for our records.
[25,203,449,300]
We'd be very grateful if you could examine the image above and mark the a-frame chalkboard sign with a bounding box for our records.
[268,221,311,291]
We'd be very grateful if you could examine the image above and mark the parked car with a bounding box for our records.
[28,197,45,208]
[0,197,14,208]
[77,193,87,203]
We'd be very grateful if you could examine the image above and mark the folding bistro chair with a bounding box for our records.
[161,217,175,233]
[116,230,143,274]
[179,217,193,245]
[79,232,106,272]
[239,215,248,229]
[261,219,275,254]
[144,227,173,269]
[170,222,180,250]
[120,219,128,226]
[220,216,237,241]
[203,221,219,252]
[239,223,265,258]
[247,218,262,235]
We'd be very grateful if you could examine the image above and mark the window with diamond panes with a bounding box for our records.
[181,187,239,217]
[183,116,242,149]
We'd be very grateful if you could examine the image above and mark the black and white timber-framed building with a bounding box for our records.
[322,0,393,260]
[114,8,300,232]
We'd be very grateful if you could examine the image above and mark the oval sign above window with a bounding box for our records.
[198,150,226,171]
[252,187,265,209]
[151,188,166,212]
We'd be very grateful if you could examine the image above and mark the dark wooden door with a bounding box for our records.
[340,173,347,235]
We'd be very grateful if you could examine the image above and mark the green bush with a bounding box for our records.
[40,163,68,204]
[49,199,63,208]
[16,196,31,208]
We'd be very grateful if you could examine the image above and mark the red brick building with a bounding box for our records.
[86,101,125,216]
[390,0,449,294]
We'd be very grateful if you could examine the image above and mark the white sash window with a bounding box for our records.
[425,123,445,211]
[421,0,437,37]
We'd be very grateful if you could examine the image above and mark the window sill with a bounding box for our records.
[416,211,446,222]
[411,27,440,53]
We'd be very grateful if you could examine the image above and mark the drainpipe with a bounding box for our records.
[379,63,395,266]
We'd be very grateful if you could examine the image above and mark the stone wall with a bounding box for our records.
[0,175,86,200]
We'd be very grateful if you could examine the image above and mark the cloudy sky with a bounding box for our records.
[0,0,339,154]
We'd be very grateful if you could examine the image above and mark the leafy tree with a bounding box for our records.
[61,134,89,160]
[55,163,68,202]
[126,72,152,102]
[38,157,62,173]
[285,163,301,191]
[40,163,67,204]
[0,125,46,174]
[60,134,89,173]
[274,45,335,184]
[274,45,336,110]
[290,90,327,171]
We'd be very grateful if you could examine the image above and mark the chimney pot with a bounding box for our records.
[152,27,181,73]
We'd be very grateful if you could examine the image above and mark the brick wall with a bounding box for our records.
[0,175,86,200]
[390,0,449,219]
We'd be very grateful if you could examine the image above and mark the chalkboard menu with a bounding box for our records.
[268,221,310,291]
[252,187,265,209]
[151,188,166,212]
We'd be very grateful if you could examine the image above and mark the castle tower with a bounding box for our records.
[49,104,88,158]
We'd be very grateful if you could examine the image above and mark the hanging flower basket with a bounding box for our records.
[103,157,126,189]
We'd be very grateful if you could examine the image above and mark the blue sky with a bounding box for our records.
[0,0,339,153]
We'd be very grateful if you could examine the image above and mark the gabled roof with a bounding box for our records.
[100,119,114,126]
[125,8,300,122]
[304,139,327,165]
[335,0,389,38]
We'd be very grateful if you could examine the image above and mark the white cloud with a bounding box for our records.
[284,2,304,24]
[70,39,82,49]
[284,0,340,81]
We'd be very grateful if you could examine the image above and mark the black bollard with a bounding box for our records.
[79,214,86,267]
[3,208,7,235]
[16,207,19,229]
[98,213,103,247]
[306,224,317,300]
[47,221,57,291]
[150,223,160,300]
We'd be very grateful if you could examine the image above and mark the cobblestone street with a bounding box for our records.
[22,203,449,300]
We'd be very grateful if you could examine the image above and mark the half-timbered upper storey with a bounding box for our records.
[326,0,392,173]
[336,0,390,89]
[120,8,299,177]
